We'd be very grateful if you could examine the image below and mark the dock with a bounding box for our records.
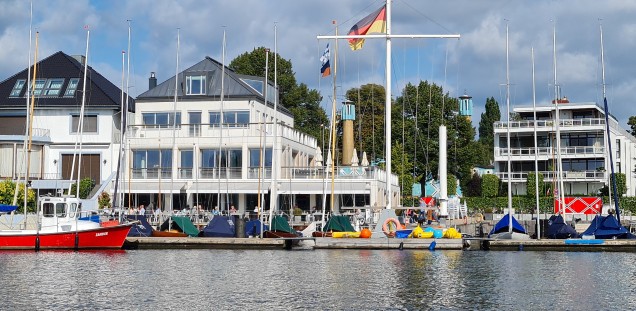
[485,239,636,252]
[314,237,464,250]
[124,237,286,250]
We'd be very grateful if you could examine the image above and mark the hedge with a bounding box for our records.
[464,196,636,215]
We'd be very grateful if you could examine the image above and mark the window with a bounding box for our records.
[249,148,272,167]
[71,115,98,133]
[65,78,79,96]
[56,203,66,217]
[188,112,201,137]
[201,150,219,168]
[241,78,263,93]
[132,149,172,178]
[142,112,181,128]
[180,150,193,178]
[209,112,221,127]
[223,111,250,127]
[10,80,26,97]
[616,139,621,159]
[32,79,46,96]
[43,78,64,96]
[186,75,206,95]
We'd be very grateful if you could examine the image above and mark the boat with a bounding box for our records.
[0,196,133,250]
[126,215,153,237]
[263,215,299,238]
[547,214,579,239]
[312,215,355,237]
[199,215,235,237]
[153,216,199,237]
[489,23,529,240]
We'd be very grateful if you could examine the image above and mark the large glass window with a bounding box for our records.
[209,112,221,128]
[223,111,250,127]
[188,111,201,137]
[71,115,98,133]
[142,112,181,128]
[180,150,193,178]
[32,79,46,96]
[186,75,206,95]
[65,78,79,96]
[133,149,172,178]
[10,79,25,97]
[201,150,219,168]
[249,148,272,167]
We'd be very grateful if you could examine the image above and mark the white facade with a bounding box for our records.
[494,101,636,196]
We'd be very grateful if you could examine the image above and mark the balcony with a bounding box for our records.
[495,146,605,158]
[495,170,605,182]
[0,127,51,142]
[494,118,605,130]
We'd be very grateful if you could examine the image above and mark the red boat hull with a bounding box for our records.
[0,223,134,250]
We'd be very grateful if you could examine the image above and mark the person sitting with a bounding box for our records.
[229,205,237,215]
[212,207,220,216]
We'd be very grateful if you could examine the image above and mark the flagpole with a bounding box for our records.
[330,22,338,214]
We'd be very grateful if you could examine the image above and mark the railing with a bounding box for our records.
[0,127,50,138]
[495,170,605,181]
[131,168,172,179]
[494,118,605,129]
[495,146,605,157]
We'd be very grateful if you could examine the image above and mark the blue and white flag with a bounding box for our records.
[320,43,331,77]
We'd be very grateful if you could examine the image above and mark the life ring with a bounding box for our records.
[382,218,401,237]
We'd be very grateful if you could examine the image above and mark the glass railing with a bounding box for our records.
[494,118,605,129]
[496,146,605,157]
[496,170,605,181]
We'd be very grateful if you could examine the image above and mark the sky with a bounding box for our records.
[1,0,636,133]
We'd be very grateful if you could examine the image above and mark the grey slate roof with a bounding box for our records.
[0,51,134,111]
[137,56,291,116]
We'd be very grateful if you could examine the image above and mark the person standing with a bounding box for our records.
[139,204,146,216]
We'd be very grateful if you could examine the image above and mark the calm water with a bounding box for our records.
[0,248,635,310]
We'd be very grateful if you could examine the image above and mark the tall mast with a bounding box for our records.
[385,0,392,208]
[114,20,131,212]
[170,28,180,215]
[24,31,38,224]
[269,23,279,221]
[531,47,540,238]
[74,28,90,198]
[505,22,512,232]
[217,29,226,213]
[600,23,621,221]
[329,24,338,213]
[552,22,566,214]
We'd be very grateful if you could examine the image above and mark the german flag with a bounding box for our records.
[348,5,387,50]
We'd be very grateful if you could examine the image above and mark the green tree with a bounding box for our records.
[229,47,328,141]
[482,174,499,197]
[628,116,636,136]
[345,83,386,163]
[391,142,418,200]
[600,173,627,197]
[98,192,111,209]
[526,172,544,198]
[69,178,95,199]
[0,180,36,212]
[465,172,482,197]
[447,174,457,196]
[478,97,500,164]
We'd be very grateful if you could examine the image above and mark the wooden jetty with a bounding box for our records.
[313,237,464,250]
[485,239,636,252]
[124,237,286,250]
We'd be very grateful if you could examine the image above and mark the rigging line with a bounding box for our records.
[425,60,433,178]
[398,0,453,34]
[328,0,384,34]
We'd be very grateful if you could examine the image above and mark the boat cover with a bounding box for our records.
[127,215,153,237]
[270,215,294,233]
[580,214,636,239]
[199,216,235,237]
[245,219,268,237]
[0,204,18,213]
[160,216,199,237]
[489,214,527,236]
[547,215,579,239]
[79,215,100,223]
[322,215,355,232]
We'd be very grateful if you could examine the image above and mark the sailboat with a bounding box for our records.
[489,23,530,240]
[580,23,635,240]
[0,29,133,250]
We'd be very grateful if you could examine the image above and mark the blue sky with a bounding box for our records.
[2,0,636,132]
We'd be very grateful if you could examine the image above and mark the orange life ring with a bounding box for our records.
[382,218,401,237]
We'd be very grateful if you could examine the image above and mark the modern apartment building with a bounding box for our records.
[494,98,636,196]
[122,56,399,215]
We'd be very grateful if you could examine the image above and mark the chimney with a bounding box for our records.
[71,55,86,65]
[149,72,157,90]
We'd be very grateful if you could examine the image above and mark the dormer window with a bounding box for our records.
[186,75,206,95]
[10,79,26,97]
[32,79,46,96]
[65,78,79,96]
[43,78,64,96]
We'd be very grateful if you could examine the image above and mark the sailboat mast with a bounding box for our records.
[269,23,279,222]
[262,48,270,231]
[75,28,90,198]
[552,22,566,214]
[24,32,38,222]
[531,47,540,238]
[169,28,180,214]
[505,22,513,232]
[217,29,226,213]
[385,0,393,209]
[329,24,338,214]
[600,23,621,221]
[114,20,131,212]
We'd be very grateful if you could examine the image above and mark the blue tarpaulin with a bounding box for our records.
[547,215,579,239]
[245,220,268,237]
[489,214,527,236]
[0,204,18,213]
[581,214,636,239]
[127,215,153,237]
[199,216,235,237]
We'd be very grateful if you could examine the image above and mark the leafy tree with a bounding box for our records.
[69,178,95,199]
[482,174,499,197]
[478,97,500,164]
[345,84,386,163]
[0,179,36,212]
[465,172,482,197]
[599,173,627,197]
[628,116,636,136]
[391,142,418,200]
[229,47,328,141]
[447,174,457,196]
[98,192,111,209]
[526,172,544,198]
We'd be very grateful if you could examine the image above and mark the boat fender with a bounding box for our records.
[428,240,436,251]
[35,235,40,252]
[74,232,79,251]
[398,242,404,250]
[382,218,401,237]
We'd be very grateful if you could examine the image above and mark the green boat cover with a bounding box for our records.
[323,215,355,232]
[171,216,200,237]
[270,215,294,233]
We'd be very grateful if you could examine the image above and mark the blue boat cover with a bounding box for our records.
[580,214,636,239]
[547,215,579,239]
[245,219,268,237]
[127,215,153,237]
[79,215,100,223]
[199,216,235,237]
[0,204,18,213]
[489,214,527,236]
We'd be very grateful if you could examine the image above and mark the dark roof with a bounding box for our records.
[0,51,134,112]
[138,56,291,117]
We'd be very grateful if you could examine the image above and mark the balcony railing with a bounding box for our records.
[495,146,605,157]
[494,118,605,129]
[495,170,605,181]
[0,127,51,139]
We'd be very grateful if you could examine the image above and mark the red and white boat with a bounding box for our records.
[0,196,134,250]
